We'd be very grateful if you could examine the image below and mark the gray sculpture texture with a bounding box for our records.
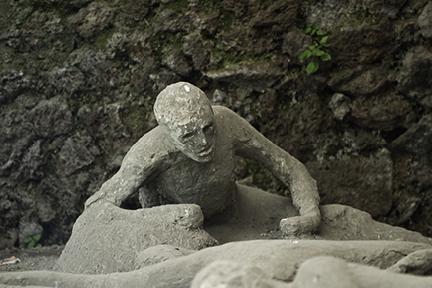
[192,252,432,288]
[85,82,321,236]
[1,240,431,288]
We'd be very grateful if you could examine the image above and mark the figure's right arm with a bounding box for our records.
[84,130,169,209]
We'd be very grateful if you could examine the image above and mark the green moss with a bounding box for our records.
[24,233,42,248]
[94,29,115,49]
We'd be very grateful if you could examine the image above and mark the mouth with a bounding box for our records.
[197,145,214,157]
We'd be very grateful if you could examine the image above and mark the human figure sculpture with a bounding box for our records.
[1,240,431,287]
[192,251,432,288]
[85,82,321,235]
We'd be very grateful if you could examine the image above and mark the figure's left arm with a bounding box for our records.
[223,107,321,236]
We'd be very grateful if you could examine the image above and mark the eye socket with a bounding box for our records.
[180,131,194,140]
[203,123,213,133]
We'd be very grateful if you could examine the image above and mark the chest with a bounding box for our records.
[147,140,236,204]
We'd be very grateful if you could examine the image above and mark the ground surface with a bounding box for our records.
[0,246,62,272]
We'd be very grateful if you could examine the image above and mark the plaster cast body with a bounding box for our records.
[85,82,321,235]
[192,252,432,288]
[1,240,430,288]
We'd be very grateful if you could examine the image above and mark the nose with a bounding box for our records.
[199,130,209,146]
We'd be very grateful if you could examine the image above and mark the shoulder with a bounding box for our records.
[124,126,176,164]
[213,105,250,129]
[213,105,243,124]
[212,105,255,145]
[213,105,237,117]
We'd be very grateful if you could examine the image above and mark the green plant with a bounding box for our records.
[298,26,332,75]
[24,233,42,248]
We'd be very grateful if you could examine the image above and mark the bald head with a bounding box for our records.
[154,82,213,127]
[154,82,216,162]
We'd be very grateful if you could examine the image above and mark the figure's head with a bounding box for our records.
[154,82,216,163]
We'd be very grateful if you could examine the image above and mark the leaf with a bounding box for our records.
[305,26,312,34]
[316,29,326,36]
[321,52,332,61]
[33,234,42,242]
[320,36,328,45]
[24,234,42,248]
[309,43,318,50]
[306,61,319,74]
[313,49,325,57]
[299,49,312,61]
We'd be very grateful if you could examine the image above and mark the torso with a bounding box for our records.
[143,107,237,217]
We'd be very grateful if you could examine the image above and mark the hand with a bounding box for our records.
[280,213,320,237]
[165,204,205,229]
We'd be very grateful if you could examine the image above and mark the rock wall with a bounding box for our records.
[0,0,431,248]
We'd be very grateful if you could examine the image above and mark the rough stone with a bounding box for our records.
[391,115,432,234]
[65,48,112,92]
[68,1,113,39]
[250,0,298,32]
[182,32,210,70]
[336,67,392,96]
[48,66,85,97]
[282,28,312,60]
[418,2,432,39]
[328,93,351,120]
[305,0,406,30]
[0,229,18,251]
[204,62,284,89]
[307,149,393,217]
[18,140,44,181]
[397,46,432,107]
[28,98,73,138]
[161,47,192,77]
[350,93,414,130]
[211,89,228,104]
[0,70,33,104]
[330,23,393,66]
[393,114,432,156]
[58,133,100,176]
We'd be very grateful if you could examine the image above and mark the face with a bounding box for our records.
[165,107,216,163]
